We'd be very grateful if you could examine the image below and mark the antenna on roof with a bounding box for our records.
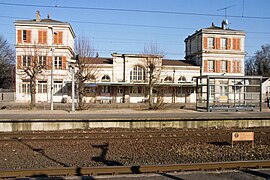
[217,4,236,20]
[217,4,236,29]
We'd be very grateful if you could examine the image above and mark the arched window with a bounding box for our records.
[130,66,145,81]
[101,75,110,82]
[164,76,173,82]
[178,76,186,83]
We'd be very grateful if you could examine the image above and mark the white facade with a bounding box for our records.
[15,11,75,103]
[14,13,247,104]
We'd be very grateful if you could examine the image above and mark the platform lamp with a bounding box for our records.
[48,26,58,110]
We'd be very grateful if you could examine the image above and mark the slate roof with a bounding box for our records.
[82,57,113,65]
[15,18,69,25]
[162,59,196,66]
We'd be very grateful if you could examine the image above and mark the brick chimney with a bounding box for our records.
[36,10,41,22]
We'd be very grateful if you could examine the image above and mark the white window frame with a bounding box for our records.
[21,80,30,93]
[130,66,145,81]
[207,37,214,49]
[221,60,227,72]
[221,38,227,49]
[53,81,63,94]
[208,60,215,72]
[38,56,47,67]
[38,81,47,93]
[22,56,31,67]
[54,56,62,69]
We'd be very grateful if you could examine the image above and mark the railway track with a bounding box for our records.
[0,127,269,141]
[1,160,270,178]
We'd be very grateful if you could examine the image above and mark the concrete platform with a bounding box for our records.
[0,102,270,131]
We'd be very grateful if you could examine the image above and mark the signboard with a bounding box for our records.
[232,132,254,148]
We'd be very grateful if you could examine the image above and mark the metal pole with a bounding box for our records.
[49,27,54,111]
[71,66,75,112]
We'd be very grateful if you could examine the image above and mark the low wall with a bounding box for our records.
[0,119,269,132]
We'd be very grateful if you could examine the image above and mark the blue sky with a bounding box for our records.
[0,0,269,59]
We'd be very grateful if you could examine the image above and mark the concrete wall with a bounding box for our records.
[0,119,269,132]
[0,92,15,102]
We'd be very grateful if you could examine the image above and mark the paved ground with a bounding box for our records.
[0,102,270,121]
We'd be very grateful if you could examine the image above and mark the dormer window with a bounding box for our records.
[178,76,186,83]
[164,76,173,83]
[101,75,111,82]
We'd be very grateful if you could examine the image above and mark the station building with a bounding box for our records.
[15,12,248,104]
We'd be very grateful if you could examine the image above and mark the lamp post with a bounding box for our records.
[48,26,55,110]
[71,65,75,112]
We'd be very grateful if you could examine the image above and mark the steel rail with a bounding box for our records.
[0,129,269,142]
[1,160,270,178]
[0,127,269,139]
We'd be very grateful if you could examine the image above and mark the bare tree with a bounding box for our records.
[141,44,164,110]
[254,44,270,77]
[75,36,99,110]
[0,35,15,89]
[245,57,256,76]
[19,44,47,109]
[246,44,270,77]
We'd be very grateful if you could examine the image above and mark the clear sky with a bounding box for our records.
[0,0,269,60]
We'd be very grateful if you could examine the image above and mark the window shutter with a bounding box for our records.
[17,56,22,69]
[59,32,63,44]
[54,33,58,44]
[227,38,231,50]
[17,30,22,43]
[203,37,207,49]
[215,37,220,49]
[216,60,221,73]
[233,61,236,73]
[232,38,237,50]
[236,38,240,50]
[237,61,241,73]
[62,56,66,70]
[203,60,208,72]
[47,56,52,70]
[43,31,47,44]
[227,61,231,73]
[26,30,31,43]
[38,31,42,43]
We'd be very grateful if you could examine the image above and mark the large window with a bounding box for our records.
[221,38,227,49]
[53,81,63,94]
[38,56,46,67]
[21,80,30,93]
[38,81,47,93]
[22,56,31,67]
[221,60,227,72]
[208,60,215,72]
[101,86,110,93]
[130,66,145,81]
[207,37,214,49]
[220,85,228,96]
[54,56,62,69]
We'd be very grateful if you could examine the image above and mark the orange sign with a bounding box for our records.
[232,132,254,148]
[232,132,254,141]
